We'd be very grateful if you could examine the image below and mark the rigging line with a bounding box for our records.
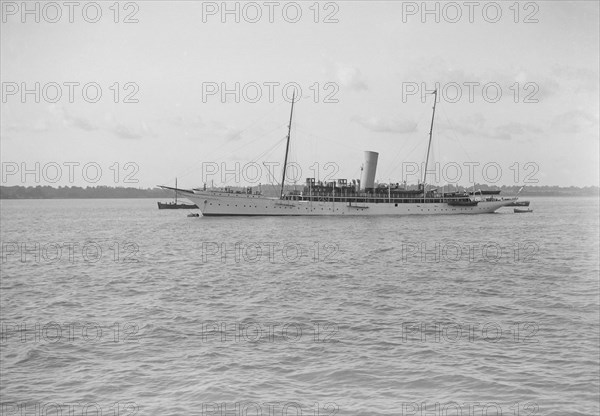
[221,98,297,189]
[249,136,287,164]
[431,134,439,185]
[385,138,427,182]
[287,125,301,186]
[219,137,287,187]
[260,155,283,195]
[242,128,289,164]
[379,105,432,180]
[382,133,426,181]
[263,161,280,185]
[158,132,279,187]
[186,123,285,177]
[440,105,474,161]
[388,112,434,180]
[157,102,288,186]
[209,105,291,170]
[380,133,421,180]
[259,141,289,187]
[159,122,287,187]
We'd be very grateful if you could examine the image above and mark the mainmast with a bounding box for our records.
[280,91,296,199]
[422,89,438,190]
[175,177,177,204]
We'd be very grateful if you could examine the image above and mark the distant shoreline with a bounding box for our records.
[1,185,598,199]
[1,195,598,200]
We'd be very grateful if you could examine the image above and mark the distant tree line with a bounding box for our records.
[469,184,599,197]
[0,184,597,199]
[0,186,170,199]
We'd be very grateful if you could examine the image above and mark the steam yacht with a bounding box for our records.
[160,91,517,216]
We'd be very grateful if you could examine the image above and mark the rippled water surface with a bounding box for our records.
[1,197,599,415]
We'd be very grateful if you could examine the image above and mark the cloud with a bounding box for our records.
[208,120,244,141]
[111,124,143,140]
[497,122,543,136]
[1,105,66,135]
[443,115,542,141]
[400,59,561,101]
[551,65,599,94]
[336,65,368,91]
[351,115,417,134]
[63,110,97,132]
[551,110,599,135]
[224,128,243,141]
[401,58,476,86]
[60,107,154,140]
[170,114,204,128]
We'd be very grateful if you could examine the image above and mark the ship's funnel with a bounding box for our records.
[360,151,379,190]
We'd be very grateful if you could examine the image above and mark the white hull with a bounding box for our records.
[182,190,515,217]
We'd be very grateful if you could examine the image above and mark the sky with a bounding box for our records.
[1,0,599,189]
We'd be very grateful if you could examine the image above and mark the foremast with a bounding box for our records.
[280,92,296,199]
[422,89,438,192]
